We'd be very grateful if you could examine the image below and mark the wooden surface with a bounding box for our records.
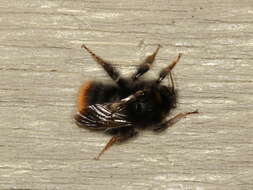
[1,0,253,189]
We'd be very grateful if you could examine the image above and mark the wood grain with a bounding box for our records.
[1,0,253,189]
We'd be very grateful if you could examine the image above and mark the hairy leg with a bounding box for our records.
[156,53,182,85]
[81,44,126,87]
[153,110,198,132]
[132,45,160,81]
[94,128,137,160]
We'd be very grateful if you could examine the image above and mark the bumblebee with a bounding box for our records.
[75,44,198,159]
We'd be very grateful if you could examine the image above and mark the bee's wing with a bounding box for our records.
[75,103,134,130]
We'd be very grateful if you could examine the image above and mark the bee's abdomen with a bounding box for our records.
[76,81,92,112]
[76,81,122,112]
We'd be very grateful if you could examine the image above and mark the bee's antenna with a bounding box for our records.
[169,71,175,92]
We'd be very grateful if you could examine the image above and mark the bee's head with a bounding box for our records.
[158,85,177,110]
[125,86,177,124]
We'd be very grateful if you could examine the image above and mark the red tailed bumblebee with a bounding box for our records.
[75,44,198,160]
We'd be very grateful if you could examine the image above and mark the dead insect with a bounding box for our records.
[75,44,198,160]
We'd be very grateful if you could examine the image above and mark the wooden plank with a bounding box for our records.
[0,0,253,189]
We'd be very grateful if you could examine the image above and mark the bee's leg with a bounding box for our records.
[153,110,198,132]
[81,44,126,87]
[110,90,145,113]
[95,128,137,160]
[156,53,182,87]
[132,45,160,81]
[94,136,118,160]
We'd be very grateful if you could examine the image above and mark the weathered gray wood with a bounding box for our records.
[1,0,253,189]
